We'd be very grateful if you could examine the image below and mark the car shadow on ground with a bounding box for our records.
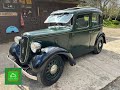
[17,49,120,90]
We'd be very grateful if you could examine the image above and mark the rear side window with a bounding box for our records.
[92,13,100,26]
[76,15,89,29]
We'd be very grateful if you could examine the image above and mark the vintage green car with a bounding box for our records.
[8,7,106,86]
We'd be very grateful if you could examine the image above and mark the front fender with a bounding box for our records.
[30,47,76,72]
[9,43,20,60]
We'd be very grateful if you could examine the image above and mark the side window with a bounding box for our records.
[76,15,89,29]
[92,13,100,26]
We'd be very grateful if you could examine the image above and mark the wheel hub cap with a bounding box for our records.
[99,42,102,48]
[50,65,58,74]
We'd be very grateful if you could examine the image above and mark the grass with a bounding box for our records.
[103,20,120,28]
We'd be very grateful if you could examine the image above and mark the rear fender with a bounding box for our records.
[95,32,106,45]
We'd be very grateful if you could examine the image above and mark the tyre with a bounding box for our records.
[37,55,64,86]
[93,36,104,54]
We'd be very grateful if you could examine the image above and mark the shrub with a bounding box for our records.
[103,20,120,28]
[103,20,112,26]
[112,20,120,25]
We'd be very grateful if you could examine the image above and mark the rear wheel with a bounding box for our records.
[93,37,104,54]
[37,55,64,86]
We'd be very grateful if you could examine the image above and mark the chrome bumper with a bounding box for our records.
[7,55,37,81]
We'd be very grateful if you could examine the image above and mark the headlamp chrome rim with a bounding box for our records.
[30,42,41,53]
[14,36,22,44]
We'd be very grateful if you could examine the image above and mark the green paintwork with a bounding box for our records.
[23,27,71,37]
[19,7,104,63]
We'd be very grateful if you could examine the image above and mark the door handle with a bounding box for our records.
[89,31,93,33]
[89,30,95,33]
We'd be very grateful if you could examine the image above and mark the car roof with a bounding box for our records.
[51,7,102,15]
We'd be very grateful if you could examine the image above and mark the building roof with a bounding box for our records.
[34,0,78,4]
[51,7,102,15]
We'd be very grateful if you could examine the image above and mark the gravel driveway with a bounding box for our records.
[0,27,120,90]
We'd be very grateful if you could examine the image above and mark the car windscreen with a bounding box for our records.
[44,13,73,24]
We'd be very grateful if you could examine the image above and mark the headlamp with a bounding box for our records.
[31,42,41,53]
[14,36,22,44]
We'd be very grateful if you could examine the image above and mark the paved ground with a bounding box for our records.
[101,77,120,90]
[0,27,120,90]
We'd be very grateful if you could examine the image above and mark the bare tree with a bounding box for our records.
[77,0,120,20]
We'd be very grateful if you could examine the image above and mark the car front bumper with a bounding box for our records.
[7,55,37,81]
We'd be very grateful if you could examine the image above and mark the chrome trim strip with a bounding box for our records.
[20,36,29,63]
[7,55,37,81]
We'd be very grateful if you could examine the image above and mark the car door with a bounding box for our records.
[69,14,91,58]
[89,13,103,50]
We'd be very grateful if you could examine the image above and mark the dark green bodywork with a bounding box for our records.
[19,7,105,65]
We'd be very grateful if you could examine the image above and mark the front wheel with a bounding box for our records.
[93,37,104,54]
[37,55,64,86]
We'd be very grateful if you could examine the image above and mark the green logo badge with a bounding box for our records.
[5,68,22,85]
